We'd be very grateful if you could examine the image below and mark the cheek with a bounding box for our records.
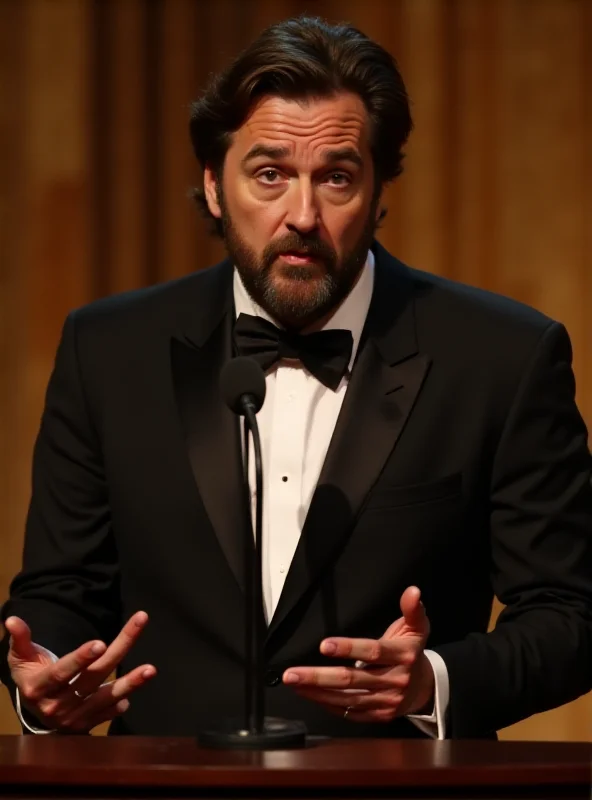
[227,178,285,233]
[245,207,286,247]
[321,204,371,253]
[220,195,268,249]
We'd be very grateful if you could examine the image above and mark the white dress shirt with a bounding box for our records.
[18,250,449,737]
[236,250,449,739]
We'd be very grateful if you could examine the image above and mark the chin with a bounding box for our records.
[264,282,333,328]
[272,261,326,283]
[268,272,325,301]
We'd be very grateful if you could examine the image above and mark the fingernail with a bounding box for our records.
[321,641,337,655]
[91,643,104,656]
[142,668,155,679]
[283,671,300,684]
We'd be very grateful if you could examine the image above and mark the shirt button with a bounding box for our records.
[264,669,281,687]
[282,476,288,482]
[279,566,285,574]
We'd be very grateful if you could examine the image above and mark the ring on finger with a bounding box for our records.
[73,688,91,701]
[343,705,355,720]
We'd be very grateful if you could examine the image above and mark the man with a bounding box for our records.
[1,16,591,740]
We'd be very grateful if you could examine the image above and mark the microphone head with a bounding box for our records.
[220,356,266,415]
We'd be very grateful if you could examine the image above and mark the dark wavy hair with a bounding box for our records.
[189,16,413,236]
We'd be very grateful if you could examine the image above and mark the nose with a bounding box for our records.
[284,179,319,235]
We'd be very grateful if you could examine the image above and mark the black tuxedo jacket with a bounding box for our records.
[2,242,592,738]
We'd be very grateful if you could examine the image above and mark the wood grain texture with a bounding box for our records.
[0,737,590,794]
[0,0,590,740]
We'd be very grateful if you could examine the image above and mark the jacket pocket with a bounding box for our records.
[364,472,462,511]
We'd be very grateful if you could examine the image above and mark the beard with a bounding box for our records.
[219,193,378,330]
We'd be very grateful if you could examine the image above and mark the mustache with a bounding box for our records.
[262,234,336,266]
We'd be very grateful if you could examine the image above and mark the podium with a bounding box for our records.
[0,736,590,798]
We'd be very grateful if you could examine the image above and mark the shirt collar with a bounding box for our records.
[233,250,375,372]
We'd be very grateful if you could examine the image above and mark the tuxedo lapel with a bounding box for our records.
[267,244,432,638]
[170,260,251,594]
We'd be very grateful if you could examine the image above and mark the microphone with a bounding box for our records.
[220,355,266,415]
[199,356,306,750]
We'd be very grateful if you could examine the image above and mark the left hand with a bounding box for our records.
[282,586,434,723]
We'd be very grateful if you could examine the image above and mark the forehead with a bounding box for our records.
[230,92,371,159]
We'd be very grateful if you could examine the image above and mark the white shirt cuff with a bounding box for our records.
[16,643,58,734]
[406,649,449,740]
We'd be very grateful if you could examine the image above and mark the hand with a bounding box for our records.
[5,612,157,733]
[282,586,433,723]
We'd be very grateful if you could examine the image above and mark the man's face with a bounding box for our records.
[204,92,380,329]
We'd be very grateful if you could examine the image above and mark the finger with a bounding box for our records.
[284,664,408,691]
[5,617,38,663]
[318,636,411,664]
[23,640,107,701]
[399,586,429,636]
[329,705,397,724]
[62,699,130,735]
[293,686,402,713]
[87,698,130,732]
[71,612,149,695]
[66,664,156,727]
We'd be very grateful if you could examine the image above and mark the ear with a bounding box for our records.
[376,206,387,227]
[375,193,384,224]
[203,165,222,219]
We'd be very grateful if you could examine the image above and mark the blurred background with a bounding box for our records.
[0,0,590,738]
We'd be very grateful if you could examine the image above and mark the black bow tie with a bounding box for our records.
[233,313,353,391]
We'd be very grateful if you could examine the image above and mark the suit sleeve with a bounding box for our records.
[0,311,121,695]
[434,321,592,737]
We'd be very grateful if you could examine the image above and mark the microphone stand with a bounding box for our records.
[199,393,306,749]
[242,404,264,733]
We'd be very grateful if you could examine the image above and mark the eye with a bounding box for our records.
[257,169,281,184]
[325,172,351,187]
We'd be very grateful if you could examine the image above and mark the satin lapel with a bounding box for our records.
[170,261,250,594]
[267,245,432,638]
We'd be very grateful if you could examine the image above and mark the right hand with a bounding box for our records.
[5,611,157,733]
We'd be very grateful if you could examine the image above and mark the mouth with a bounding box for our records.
[277,250,320,265]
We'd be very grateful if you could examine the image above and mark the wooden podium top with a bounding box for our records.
[0,736,590,799]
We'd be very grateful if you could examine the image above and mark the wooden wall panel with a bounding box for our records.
[100,0,149,292]
[0,0,93,734]
[158,0,201,282]
[0,0,26,735]
[393,0,452,273]
[0,0,590,740]
[584,0,592,412]
[452,0,499,289]
[0,1,26,594]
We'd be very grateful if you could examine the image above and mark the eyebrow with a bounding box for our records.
[323,148,364,169]
[240,144,363,169]
[241,145,291,167]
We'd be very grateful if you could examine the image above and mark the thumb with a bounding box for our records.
[5,617,38,663]
[399,586,429,637]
